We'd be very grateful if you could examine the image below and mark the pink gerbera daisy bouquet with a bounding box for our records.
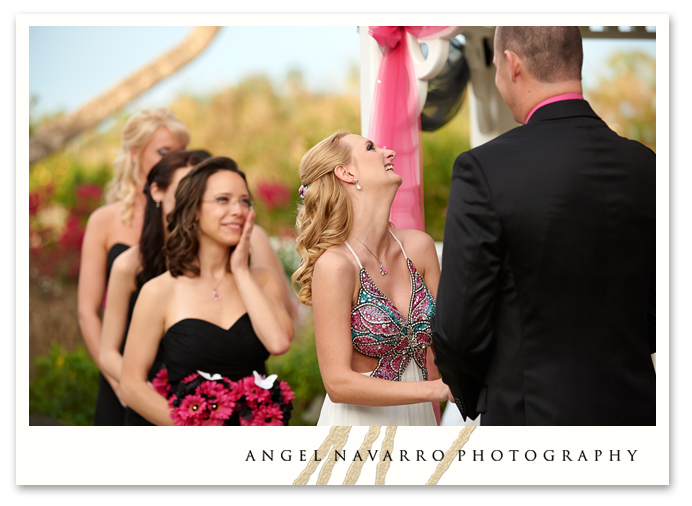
[152,367,171,398]
[235,372,294,426]
[167,370,293,426]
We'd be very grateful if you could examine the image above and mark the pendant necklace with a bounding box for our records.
[350,232,390,275]
[211,271,227,301]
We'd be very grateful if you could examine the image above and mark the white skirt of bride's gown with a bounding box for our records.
[316,361,437,426]
[440,400,481,426]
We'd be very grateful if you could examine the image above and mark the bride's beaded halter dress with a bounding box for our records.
[345,229,436,382]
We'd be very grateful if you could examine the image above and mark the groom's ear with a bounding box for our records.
[504,50,522,82]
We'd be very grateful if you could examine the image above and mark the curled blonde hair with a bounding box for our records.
[105,108,190,226]
[292,131,353,306]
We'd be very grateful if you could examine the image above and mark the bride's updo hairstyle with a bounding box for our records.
[106,108,190,226]
[292,131,353,306]
[164,156,249,278]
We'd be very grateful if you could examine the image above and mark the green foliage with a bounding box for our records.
[271,237,301,280]
[266,321,325,426]
[29,343,100,426]
[30,157,112,204]
[158,72,362,237]
[586,51,656,151]
[52,162,112,210]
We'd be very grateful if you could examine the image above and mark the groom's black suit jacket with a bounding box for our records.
[432,99,656,425]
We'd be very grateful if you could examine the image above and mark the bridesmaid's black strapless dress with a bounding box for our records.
[123,289,166,426]
[94,243,130,426]
[162,314,270,426]
[95,245,166,426]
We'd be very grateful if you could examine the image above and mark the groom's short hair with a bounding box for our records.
[495,26,583,83]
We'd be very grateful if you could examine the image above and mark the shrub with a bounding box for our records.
[29,343,100,426]
[268,236,301,280]
[29,180,105,283]
[266,318,325,426]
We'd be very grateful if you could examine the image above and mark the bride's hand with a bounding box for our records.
[430,378,451,403]
[230,210,255,275]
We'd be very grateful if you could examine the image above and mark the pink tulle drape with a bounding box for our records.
[369,27,449,425]
[368,26,449,232]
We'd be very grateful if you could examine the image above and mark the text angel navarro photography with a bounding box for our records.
[245,448,641,463]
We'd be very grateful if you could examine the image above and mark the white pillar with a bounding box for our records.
[463,26,519,147]
[359,26,382,137]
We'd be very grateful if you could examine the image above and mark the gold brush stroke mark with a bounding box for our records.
[343,426,381,485]
[317,426,352,485]
[425,426,476,485]
[293,426,351,485]
[375,426,397,485]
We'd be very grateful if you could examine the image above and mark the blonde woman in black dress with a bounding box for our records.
[78,108,189,425]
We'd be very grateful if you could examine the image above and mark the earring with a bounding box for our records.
[155,201,161,208]
[353,179,362,190]
[193,222,197,230]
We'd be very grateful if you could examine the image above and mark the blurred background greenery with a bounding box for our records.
[28,48,655,425]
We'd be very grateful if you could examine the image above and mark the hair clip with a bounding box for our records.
[298,184,310,202]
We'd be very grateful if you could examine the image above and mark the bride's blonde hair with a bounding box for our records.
[292,131,353,306]
[105,108,189,226]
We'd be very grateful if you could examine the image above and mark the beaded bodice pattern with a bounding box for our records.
[348,233,436,382]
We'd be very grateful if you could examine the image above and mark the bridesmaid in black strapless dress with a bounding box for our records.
[93,243,131,425]
[122,288,166,426]
[120,157,293,426]
[78,109,190,426]
[99,150,211,426]
[163,315,270,425]
[102,280,166,426]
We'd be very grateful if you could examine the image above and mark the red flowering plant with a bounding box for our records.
[167,370,293,426]
[251,179,298,239]
[255,181,291,211]
[29,182,104,283]
[71,182,103,218]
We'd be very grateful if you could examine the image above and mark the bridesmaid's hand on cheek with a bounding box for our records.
[230,210,254,275]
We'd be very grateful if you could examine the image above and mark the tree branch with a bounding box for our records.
[29,26,221,166]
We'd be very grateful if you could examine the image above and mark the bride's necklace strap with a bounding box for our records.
[349,231,390,276]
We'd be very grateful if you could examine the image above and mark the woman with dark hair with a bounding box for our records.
[100,149,211,425]
[120,157,294,426]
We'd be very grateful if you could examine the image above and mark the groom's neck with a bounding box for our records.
[516,79,583,124]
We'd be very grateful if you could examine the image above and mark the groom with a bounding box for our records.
[432,26,656,425]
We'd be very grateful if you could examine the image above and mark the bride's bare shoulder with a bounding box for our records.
[391,228,436,255]
[313,245,358,281]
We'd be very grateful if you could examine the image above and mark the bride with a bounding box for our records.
[293,131,449,426]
